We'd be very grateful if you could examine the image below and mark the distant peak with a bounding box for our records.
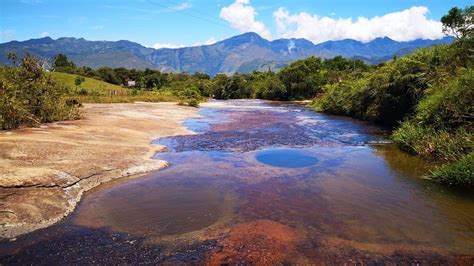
[221,32,269,47]
[232,32,265,41]
[372,37,396,42]
[240,32,262,38]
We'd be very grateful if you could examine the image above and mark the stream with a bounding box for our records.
[1,100,473,264]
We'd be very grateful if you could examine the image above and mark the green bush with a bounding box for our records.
[177,86,201,107]
[0,54,80,130]
[318,78,369,117]
[253,75,287,100]
[431,153,473,188]
[316,48,440,126]
[392,121,472,161]
[278,57,325,100]
[78,88,88,95]
[415,69,474,130]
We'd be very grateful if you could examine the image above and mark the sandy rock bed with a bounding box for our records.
[0,102,199,239]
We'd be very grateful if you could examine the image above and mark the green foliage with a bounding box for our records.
[96,67,121,85]
[177,86,202,107]
[365,56,431,124]
[317,45,461,126]
[392,121,472,162]
[74,75,85,86]
[441,6,473,39]
[431,153,473,188]
[0,54,80,130]
[253,74,287,100]
[313,6,473,187]
[222,74,252,99]
[53,54,75,70]
[317,78,369,117]
[393,69,474,164]
[51,52,370,102]
[278,57,325,100]
[415,69,474,130]
[51,72,181,103]
[211,74,229,99]
[51,72,127,96]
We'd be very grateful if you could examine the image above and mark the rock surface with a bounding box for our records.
[0,102,199,239]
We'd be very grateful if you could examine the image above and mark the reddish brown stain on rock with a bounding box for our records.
[207,219,298,265]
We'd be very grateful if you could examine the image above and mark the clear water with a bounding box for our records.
[1,100,473,264]
[256,148,319,168]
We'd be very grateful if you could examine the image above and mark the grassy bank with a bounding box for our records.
[312,35,473,187]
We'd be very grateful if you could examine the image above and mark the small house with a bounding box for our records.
[127,80,136,87]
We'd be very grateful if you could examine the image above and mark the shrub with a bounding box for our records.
[415,69,474,130]
[0,54,80,130]
[253,75,287,100]
[392,121,472,162]
[177,86,201,107]
[74,75,85,86]
[318,78,369,117]
[431,153,473,188]
[279,57,325,100]
[78,88,88,95]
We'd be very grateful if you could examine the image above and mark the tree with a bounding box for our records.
[74,76,85,86]
[53,54,75,70]
[96,67,121,85]
[211,74,229,99]
[178,86,201,107]
[278,57,325,99]
[221,74,251,99]
[254,75,287,100]
[441,6,473,39]
[1,54,79,129]
[7,52,17,66]
[143,72,165,90]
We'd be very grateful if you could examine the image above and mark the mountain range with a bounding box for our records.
[0,32,453,76]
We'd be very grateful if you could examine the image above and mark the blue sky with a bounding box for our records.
[0,0,470,47]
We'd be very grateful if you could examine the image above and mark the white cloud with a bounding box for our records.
[149,43,185,49]
[191,37,219,46]
[220,0,271,39]
[148,37,218,49]
[273,6,444,44]
[40,31,50,37]
[202,37,218,45]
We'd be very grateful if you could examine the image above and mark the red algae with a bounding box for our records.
[207,219,299,265]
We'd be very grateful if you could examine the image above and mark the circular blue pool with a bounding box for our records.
[256,148,318,168]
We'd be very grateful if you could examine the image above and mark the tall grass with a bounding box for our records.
[431,153,473,188]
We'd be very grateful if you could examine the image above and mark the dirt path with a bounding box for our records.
[0,102,199,239]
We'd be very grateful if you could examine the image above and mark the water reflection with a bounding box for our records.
[256,148,319,168]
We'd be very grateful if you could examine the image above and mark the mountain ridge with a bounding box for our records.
[0,32,454,75]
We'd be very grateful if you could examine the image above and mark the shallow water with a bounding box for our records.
[1,100,473,264]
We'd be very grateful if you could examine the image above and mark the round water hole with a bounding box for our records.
[256,148,318,168]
